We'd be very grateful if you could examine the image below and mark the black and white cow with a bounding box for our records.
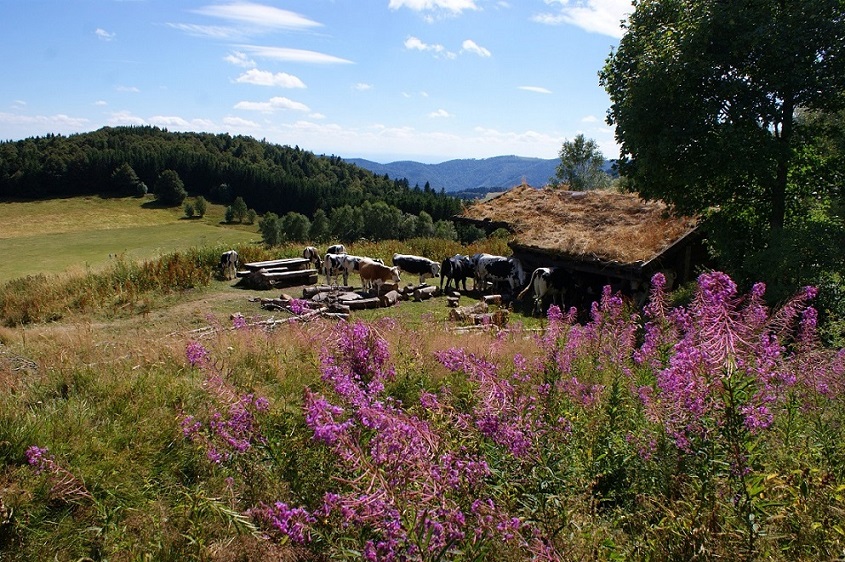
[440,254,474,292]
[474,254,526,294]
[327,243,346,255]
[302,246,322,270]
[220,250,238,280]
[392,253,440,285]
[322,252,349,286]
[517,267,571,314]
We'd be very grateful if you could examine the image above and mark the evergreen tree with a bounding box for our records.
[154,169,187,206]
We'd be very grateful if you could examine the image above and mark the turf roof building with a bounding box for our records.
[456,184,709,302]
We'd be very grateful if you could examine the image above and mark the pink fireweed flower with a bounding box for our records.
[288,298,308,315]
[185,340,210,367]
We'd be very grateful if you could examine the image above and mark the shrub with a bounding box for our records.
[154,169,188,206]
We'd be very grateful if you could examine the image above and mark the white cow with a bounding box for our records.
[220,250,238,280]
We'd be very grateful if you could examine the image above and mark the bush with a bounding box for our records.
[194,196,207,217]
[184,202,195,218]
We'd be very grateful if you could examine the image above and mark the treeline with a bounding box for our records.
[0,126,462,222]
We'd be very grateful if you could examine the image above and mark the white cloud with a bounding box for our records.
[388,0,479,14]
[95,28,116,41]
[223,116,260,128]
[193,2,322,30]
[166,23,241,40]
[429,109,451,118]
[94,100,108,106]
[225,51,256,67]
[581,114,599,123]
[0,112,89,129]
[236,45,353,64]
[108,111,147,126]
[461,39,491,57]
[234,96,310,113]
[404,36,444,54]
[235,69,306,88]
[533,0,631,39]
[116,85,140,93]
[519,86,552,94]
[354,83,373,91]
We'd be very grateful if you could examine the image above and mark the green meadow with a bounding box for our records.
[0,196,260,282]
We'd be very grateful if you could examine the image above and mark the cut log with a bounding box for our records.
[414,285,440,301]
[303,285,354,298]
[446,296,460,308]
[379,290,401,308]
[482,294,503,306]
[448,301,489,322]
[243,257,311,271]
[346,297,381,310]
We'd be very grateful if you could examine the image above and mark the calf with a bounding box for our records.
[359,261,401,292]
[327,243,346,255]
[220,250,238,280]
[474,254,526,294]
[302,246,322,270]
[440,254,474,292]
[392,253,440,285]
[517,267,570,314]
[322,252,348,286]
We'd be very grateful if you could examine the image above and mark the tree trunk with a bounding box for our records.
[770,96,794,233]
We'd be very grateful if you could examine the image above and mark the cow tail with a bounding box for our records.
[516,269,539,301]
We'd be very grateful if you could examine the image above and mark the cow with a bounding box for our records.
[440,254,474,292]
[220,250,238,280]
[474,254,526,294]
[358,261,401,292]
[341,255,385,289]
[517,267,571,314]
[327,243,346,255]
[302,246,322,270]
[392,253,440,286]
[322,252,349,286]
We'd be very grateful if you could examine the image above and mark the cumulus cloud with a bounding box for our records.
[533,0,631,39]
[223,116,260,128]
[519,86,552,94]
[234,96,310,112]
[109,111,147,126]
[429,109,451,118]
[95,28,116,41]
[235,69,306,88]
[225,51,256,67]
[193,2,322,30]
[0,112,89,129]
[461,39,491,57]
[236,45,353,64]
[354,83,373,91]
[404,36,446,54]
[388,0,478,15]
[116,85,140,93]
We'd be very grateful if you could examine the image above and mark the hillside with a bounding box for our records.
[347,156,619,193]
[347,155,559,192]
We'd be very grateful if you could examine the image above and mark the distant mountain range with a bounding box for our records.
[346,155,560,194]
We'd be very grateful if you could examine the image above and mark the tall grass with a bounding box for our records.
[1,269,843,560]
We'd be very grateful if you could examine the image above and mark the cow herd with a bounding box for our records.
[222,245,662,316]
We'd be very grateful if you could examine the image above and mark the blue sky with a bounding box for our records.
[0,0,631,163]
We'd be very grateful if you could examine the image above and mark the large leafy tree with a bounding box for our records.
[600,0,845,231]
[551,134,610,190]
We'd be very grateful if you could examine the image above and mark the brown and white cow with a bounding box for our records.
[359,261,401,292]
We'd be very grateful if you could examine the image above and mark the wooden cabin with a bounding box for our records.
[456,184,709,306]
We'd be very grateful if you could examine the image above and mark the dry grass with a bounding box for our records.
[460,184,699,264]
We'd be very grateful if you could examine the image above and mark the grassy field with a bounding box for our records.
[0,196,260,282]
[1,196,843,561]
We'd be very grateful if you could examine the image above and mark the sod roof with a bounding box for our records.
[458,184,699,266]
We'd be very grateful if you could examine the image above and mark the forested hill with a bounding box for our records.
[0,126,461,222]
[347,156,559,193]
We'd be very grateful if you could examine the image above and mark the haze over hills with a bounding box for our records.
[346,156,560,193]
